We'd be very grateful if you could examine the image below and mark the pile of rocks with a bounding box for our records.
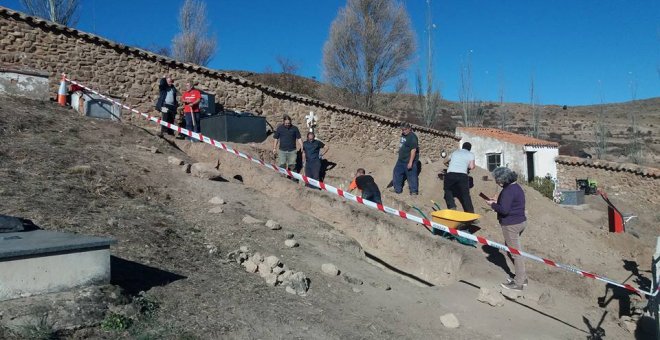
[229,246,309,296]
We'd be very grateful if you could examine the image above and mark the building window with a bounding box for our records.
[487,153,501,171]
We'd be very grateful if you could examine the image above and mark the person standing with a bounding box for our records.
[486,167,528,291]
[392,122,419,195]
[273,115,303,173]
[155,75,178,137]
[349,168,382,204]
[302,131,328,186]
[182,80,202,142]
[443,142,475,212]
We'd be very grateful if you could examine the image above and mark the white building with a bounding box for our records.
[455,127,559,182]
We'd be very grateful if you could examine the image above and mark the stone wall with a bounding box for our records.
[556,156,660,205]
[0,6,458,157]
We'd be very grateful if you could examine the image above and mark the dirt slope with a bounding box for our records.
[0,96,654,339]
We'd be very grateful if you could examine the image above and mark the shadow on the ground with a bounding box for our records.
[111,256,187,295]
[481,245,514,278]
[364,251,434,287]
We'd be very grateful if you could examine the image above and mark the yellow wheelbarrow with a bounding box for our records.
[430,209,480,247]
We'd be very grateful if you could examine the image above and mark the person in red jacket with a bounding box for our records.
[182,80,202,142]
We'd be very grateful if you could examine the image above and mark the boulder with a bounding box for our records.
[243,261,257,273]
[439,313,460,329]
[264,273,278,287]
[284,239,299,248]
[264,256,280,269]
[251,252,264,263]
[168,156,184,166]
[257,263,272,277]
[287,272,309,296]
[208,196,226,205]
[265,219,281,230]
[321,263,339,276]
[477,288,504,307]
[190,162,223,180]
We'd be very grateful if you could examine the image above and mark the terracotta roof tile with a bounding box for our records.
[555,156,659,178]
[457,127,559,147]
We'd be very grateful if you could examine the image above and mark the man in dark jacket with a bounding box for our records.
[155,76,178,137]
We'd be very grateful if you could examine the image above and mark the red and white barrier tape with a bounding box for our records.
[65,77,657,298]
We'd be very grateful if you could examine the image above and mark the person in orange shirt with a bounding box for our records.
[182,80,202,142]
[348,168,382,204]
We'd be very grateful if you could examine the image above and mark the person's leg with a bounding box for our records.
[286,151,297,171]
[455,174,475,213]
[407,161,419,194]
[159,109,168,135]
[443,173,458,209]
[184,114,193,141]
[164,105,176,135]
[502,222,527,286]
[363,190,382,204]
[392,161,406,194]
[306,160,321,188]
[277,150,287,169]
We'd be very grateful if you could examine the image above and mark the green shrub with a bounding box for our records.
[528,176,554,201]
[133,292,160,320]
[101,312,132,331]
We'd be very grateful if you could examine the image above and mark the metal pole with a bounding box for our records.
[652,237,660,339]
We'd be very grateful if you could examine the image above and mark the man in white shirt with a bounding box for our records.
[443,142,475,212]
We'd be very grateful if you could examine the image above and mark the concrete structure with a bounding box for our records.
[71,90,122,121]
[456,127,559,181]
[0,64,49,100]
[0,230,116,301]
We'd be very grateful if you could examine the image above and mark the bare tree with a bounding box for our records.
[498,74,508,130]
[627,76,642,164]
[276,56,301,93]
[529,73,541,138]
[594,80,608,159]
[458,50,483,126]
[172,0,217,66]
[415,0,441,128]
[20,0,78,26]
[322,0,416,112]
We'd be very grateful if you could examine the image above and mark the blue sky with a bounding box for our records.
[1,0,658,105]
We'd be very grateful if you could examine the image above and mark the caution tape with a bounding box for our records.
[65,76,658,298]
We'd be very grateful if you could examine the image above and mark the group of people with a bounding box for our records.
[155,76,202,141]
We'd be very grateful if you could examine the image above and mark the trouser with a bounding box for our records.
[392,160,418,194]
[160,104,176,135]
[304,160,321,187]
[184,113,200,141]
[443,172,474,213]
[362,190,382,204]
[278,150,297,171]
[501,221,527,285]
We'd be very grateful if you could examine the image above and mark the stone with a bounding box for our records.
[190,162,223,180]
[287,272,309,296]
[208,207,224,214]
[369,282,391,291]
[251,252,264,263]
[500,288,521,300]
[284,239,299,248]
[477,288,505,307]
[257,263,272,277]
[208,196,226,205]
[242,215,264,224]
[264,273,278,287]
[273,266,284,275]
[352,287,362,293]
[239,246,249,253]
[278,270,293,284]
[181,163,191,173]
[243,261,257,273]
[439,313,460,329]
[321,263,339,276]
[264,256,280,269]
[167,156,184,165]
[107,217,119,228]
[285,286,297,295]
[265,219,281,230]
[285,232,295,239]
[342,273,363,285]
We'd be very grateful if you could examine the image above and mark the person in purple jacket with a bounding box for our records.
[486,166,528,291]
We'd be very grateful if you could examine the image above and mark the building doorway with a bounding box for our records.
[526,151,536,182]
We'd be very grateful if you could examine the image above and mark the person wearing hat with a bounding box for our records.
[392,122,419,195]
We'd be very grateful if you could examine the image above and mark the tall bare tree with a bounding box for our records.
[415,0,441,127]
[20,0,78,26]
[529,73,541,138]
[172,0,217,66]
[627,77,642,163]
[322,0,416,112]
[594,80,608,159]
[458,50,483,126]
[498,73,508,130]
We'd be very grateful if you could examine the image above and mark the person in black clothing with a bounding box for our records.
[349,168,382,204]
[154,75,178,137]
[273,115,303,172]
[302,132,329,187]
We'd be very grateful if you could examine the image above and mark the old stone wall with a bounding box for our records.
[556,156,659,205]
[0,7,458,157]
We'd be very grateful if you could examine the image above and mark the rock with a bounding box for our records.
[208,207,224,214]
[477,288,504,307]
[257,263,272,277]
[264,256,280,269]
[342,273,363,285]
[500,288,521,300]
[181,163,191,173]
[239,246,249,253]
[370,282,391,291]
[284,239,299,248]
[208,196,226,205]
[278,270,293,284]
[168,156,184,165]
[439,313,460,329]
[273,266,285,275]
[237,252,248,263]
[251,252,264,263]
[287,272,309,296]
[107,217,119,228]
[321,263,339,276]
[242,215,264,224]
[285,286,297,295]
[264,273,278,287]
[352,287,362,293]
[191,162,223,180]
[265,219,281,230]
[243,261,257,273]
[285,232,295,239]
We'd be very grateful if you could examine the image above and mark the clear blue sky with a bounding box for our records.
[2,0,658,106]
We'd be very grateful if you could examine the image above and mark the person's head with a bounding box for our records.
[283,115,292,127]
[307,131,315,141]
[400,122,412,135]
[492,167,518,186]
[355,168,365,176]
[185,80,195,91]
[166,76,174,86]
[462,142,472,151]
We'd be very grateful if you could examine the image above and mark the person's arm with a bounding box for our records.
[468,159,476,170]
[272,127,280,153]
[490,189,513,215]
[159,77,167,91]
[321,144,329,157]
[407,148,417,169]
[297,138,304,151]
[191,91,202,106]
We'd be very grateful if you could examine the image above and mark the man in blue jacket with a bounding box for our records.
[155,75,178,137]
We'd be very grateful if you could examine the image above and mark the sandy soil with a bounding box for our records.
[0,96,656,339]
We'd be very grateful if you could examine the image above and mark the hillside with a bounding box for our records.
[229,70,660,166]
[0,95,655,339]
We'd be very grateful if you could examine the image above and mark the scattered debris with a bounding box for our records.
[477,288,504,307]
[233,246,309,296]
[167,156,184,165]
[321,263,340,276]
[242,215,264,224]
[265,219,282,230]
[284,239,299,248]
[439,313,460,329]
